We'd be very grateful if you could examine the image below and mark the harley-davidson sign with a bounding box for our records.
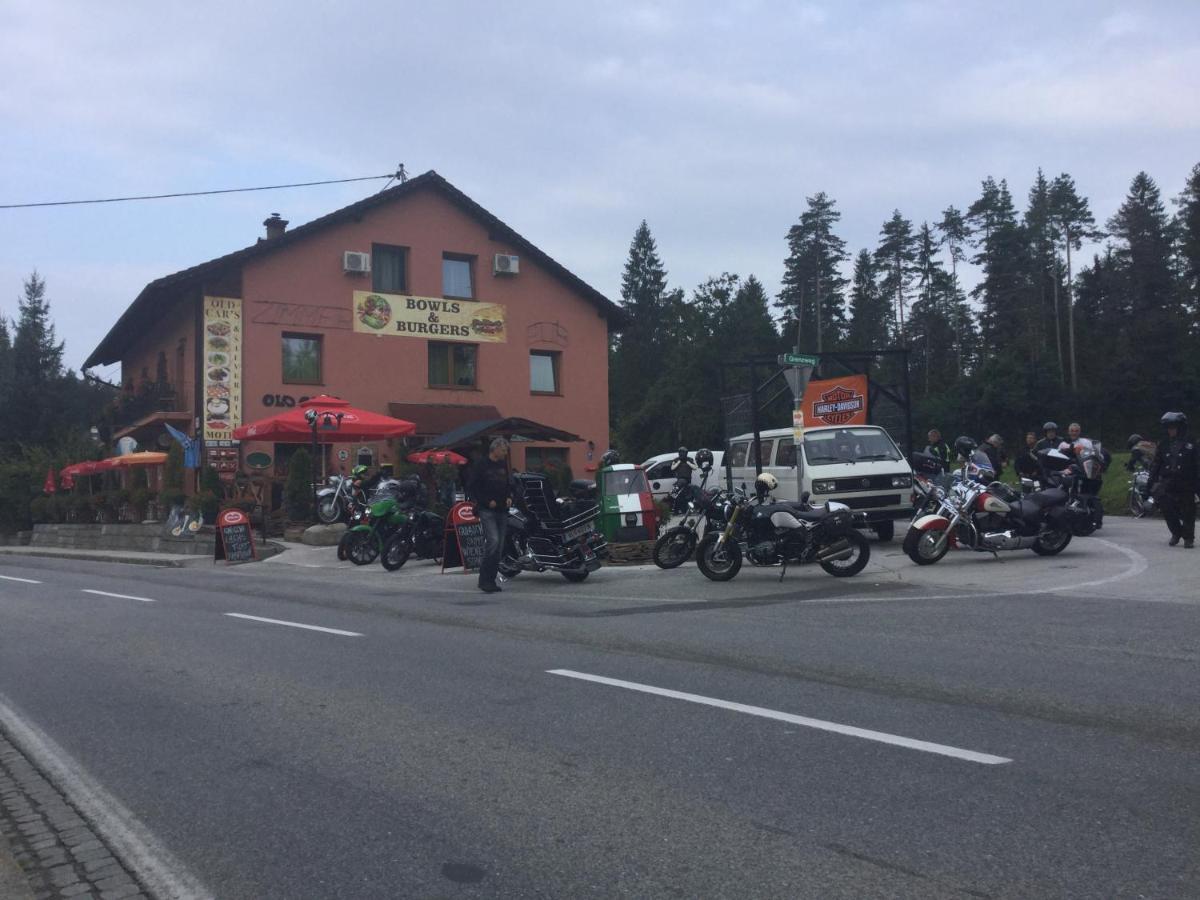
[803,376,869,426]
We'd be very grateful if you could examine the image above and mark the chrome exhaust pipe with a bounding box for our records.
[817,538,853,562]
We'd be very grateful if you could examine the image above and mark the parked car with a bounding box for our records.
[641,450,725,506]
[723,426,912,541]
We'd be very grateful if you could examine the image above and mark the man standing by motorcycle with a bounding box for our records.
[1147,412,1197,548]
[468,438,513,592]
[1125,434,1156,472]
[668,446,698,514]
[981,434,1007,476]
[924,429,952,470]
[1014,431,1041,481]
[1035,422,1060,454]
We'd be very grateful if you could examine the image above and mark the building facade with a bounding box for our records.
[86,172,621,487]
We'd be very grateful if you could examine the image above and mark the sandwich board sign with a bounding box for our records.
[442,501,485,572]
[215,508,256,563]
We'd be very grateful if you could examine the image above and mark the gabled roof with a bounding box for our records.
[418,417,583,451]
[84,170,624,368]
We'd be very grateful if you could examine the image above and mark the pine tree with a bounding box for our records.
[936,205,970,376]
[1048,174,1102,391]
[11,272,66,446]
[777,192,849,352]
[0,314,12,424]
[966,179,1027,358]
[1024,170,1065,382]
[1172,162,1200,325]
[874,211,917,339]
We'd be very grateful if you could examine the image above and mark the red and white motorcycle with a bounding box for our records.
[903,450,1082,566]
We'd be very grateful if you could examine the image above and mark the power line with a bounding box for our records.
[0,170,405,210]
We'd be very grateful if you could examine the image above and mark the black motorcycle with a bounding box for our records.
[653,485,728,569]
[380,507,445,570]
[499,474,608,583]
[696,484,871,581]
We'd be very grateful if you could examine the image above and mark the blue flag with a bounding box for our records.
[164,423,202,469]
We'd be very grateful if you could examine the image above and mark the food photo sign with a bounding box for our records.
[352,291,507,343]
[202,296,243,443]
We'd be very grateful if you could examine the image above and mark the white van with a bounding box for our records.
[641,451,725,506]
[724,425,913,540]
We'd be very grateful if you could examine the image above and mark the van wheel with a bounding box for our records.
[873,521,894,542]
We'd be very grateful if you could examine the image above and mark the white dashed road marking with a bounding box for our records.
[81,589,157,603]
[548,668,1012,766]
[0,574,42,584]
[224,612,363,637]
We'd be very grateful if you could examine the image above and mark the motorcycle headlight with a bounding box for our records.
[892,475,912,488]
[813,480,837,493]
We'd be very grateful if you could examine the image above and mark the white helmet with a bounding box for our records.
[754,472,778,496]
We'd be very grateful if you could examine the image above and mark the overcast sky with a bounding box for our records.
[2,0,1198,377]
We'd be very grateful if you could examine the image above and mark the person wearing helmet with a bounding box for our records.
[669,446,697,480]
[350,463,384,496]
[1125,434,1157,472]
[1147,412,1197,547]
[754,472,778,500]
[1035,422,1059,453]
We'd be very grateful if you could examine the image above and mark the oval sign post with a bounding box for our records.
[215,508,257,564]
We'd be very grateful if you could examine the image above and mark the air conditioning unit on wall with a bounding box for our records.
[343,251,371,274]
[493,254,520,275]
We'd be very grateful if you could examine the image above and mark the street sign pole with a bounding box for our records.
[778,354,817,461]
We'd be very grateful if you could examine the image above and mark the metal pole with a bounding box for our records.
[311,425,319,523]
[718,363,733,491]
[901,348,914,457]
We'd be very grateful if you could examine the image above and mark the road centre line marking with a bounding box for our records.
[81,589,156,603]
[547,669,1012,766]
[224,612,363,637]
[0,574,42,583]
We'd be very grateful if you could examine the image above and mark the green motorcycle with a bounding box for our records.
[340,490,409,566]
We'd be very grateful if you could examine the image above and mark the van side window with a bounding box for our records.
[727,441,749,467]
[776,438,796,467]
[757,440,775,467]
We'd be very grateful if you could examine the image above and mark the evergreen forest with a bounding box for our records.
[610,164,1200,462]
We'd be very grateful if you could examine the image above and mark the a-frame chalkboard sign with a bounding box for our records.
[215,508,257,564]
[442,501,485,572]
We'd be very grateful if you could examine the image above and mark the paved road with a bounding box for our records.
[1,519,1197,898]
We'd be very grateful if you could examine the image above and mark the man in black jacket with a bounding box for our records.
[1035,422,1060,454]
[1014,431,1041,480]
[467,438,513,592]
[1147,412,1197,548]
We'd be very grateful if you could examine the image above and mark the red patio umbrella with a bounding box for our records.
[60,459,118,477]
[43,468,57,494]
[406,449,468,466]
[232,395,415,442]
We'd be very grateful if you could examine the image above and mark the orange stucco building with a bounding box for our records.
[85,171,622,486]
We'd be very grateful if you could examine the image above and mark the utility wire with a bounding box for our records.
[0,170,405,210]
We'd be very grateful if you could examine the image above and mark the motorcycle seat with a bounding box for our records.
[771,501,828,521]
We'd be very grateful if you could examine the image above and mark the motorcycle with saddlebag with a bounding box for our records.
[499,474,607,582]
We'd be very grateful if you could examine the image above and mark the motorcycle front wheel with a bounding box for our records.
[696,533,742,582]
[347,532,379,566]
[1032,527,1072,556]
[317,496,342,524]
[380,535,412,571]
[562,570,589,582]
[903,527,949,566]
[1129,490,1147,518]
[653,527,697,569]
[820,531,871,577]
[336,530,354,562]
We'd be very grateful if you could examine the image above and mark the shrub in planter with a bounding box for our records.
[160,489,186,511]
[129,487,151,521]
[187,491,220,523]
[68,494,92,522]
[30,497,50,523]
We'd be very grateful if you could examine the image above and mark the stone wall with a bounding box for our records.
[28,523,223,555]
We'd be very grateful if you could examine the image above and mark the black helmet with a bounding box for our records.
[1043,421,1058,433]
[1127,434,1143,449]
[953,436,977,460]
[1161,411,1188,431]
[676,446,689,458]
[600,449,620,467]
[695,448,714,470]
